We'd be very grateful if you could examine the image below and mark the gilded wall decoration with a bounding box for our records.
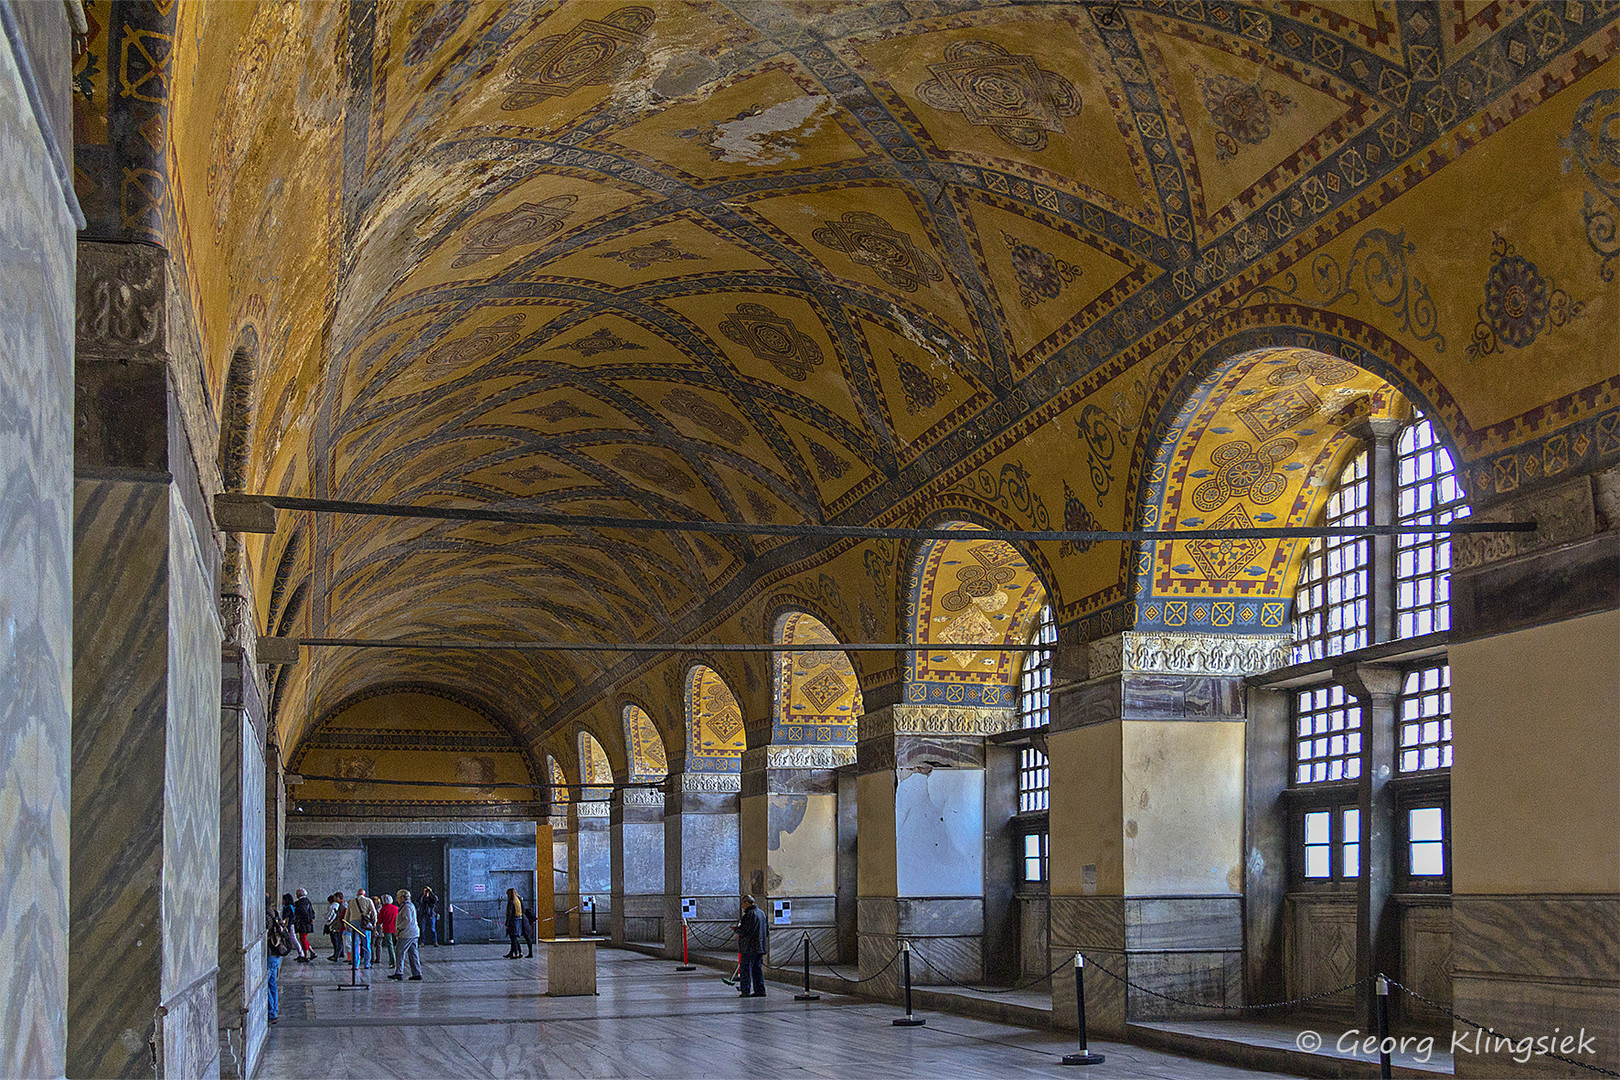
[719,302,824,380]
[453,195,578,267]
[1075,403,1118,498]
[501,6,654,110]
[773,612,863,746]
[938,542,1020,613]
[808,439,850,481]
[1261,227,1447,352]
[331,755,375,795]
[579,732,614,785]
[549,757,569,802]
[1266,355,1357,386]
[811,211,944,293]
[560,326,644,356]
[1562,88,1620,280]
[1467,233,1585,359]
[893,350,950,415]
[596,237,702,270]
[612,448,694,494]
[1184,504,1267,580]
[915,40,1080,150]
[1193,65,1299,162]
[1189,437,1297,512]
[953,461,1054,530]
[687,665,745,769]
[402,1,469,68]
[1003,231,1080,307]
[624,705,668,779]
[525,400,598,423]
[663,388,748,445]
[1236,383,1321,441]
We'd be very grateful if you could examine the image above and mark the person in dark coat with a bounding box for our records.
[503,888,527,959]
[734,895,768,998]
[418,887,440,946]
[292,889,317,962]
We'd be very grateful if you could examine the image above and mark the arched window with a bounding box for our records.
[1291,451,1370,663]
[1017,605,1055,815]
[1395,419,1469,638]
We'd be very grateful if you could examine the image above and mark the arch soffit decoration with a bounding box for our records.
[684,662,745,772]
[621,700,669,780]
[771,610,864,746]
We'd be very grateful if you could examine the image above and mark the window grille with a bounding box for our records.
[1017,605,1055,813]
[1398,664,1453,772]
[1292,452,1371,663]
[1294,683,1363,784]
[1396,420,1469,638]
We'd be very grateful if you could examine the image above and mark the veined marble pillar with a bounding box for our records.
[1448,472,1620,1077]
[855,705,1013,993]
[610,787,664,946]
[548,811,570,938]
[217,645,267,1078]
[662,772,740,958]
[563,807,582,938]
[739,746,852,967]
[1047,632,1282,1035]
[576,800,611,937]
[0,9,77,1074]
[69,241,224,1078]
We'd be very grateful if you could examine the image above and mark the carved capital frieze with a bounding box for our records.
[857,703,1019,742]
[1452,476,1599,572]
[622,788,665,808]
[574,800,610,818]
[1113,632,1291,677]
[742,745,856,774]
[664,772,742,795]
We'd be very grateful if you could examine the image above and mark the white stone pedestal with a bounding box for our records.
[540,937,606,996]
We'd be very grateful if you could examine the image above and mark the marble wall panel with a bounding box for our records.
[577,823,611,895]
[621,822,663,896]
[767,792,835,896]
[894,769,983,897]
[0,12,75,1077]
[282,846,366,908]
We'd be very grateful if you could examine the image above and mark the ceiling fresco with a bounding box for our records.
[288,691,542,818]
[72,0,1619,774]
[773,611,863,745]
[624,704,669,779]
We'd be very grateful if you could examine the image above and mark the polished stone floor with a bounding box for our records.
[261,944,1290,1079]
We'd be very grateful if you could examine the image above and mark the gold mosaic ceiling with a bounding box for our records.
[148,1,1620,757]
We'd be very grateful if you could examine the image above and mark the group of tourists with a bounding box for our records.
[263,885,442,1024]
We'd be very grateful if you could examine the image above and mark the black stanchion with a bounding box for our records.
[1061,952,1103,1065]
[333,928,370,992]
[891,941,925,1027]
[795,933,819,1002]
[1376,975,1392,1080]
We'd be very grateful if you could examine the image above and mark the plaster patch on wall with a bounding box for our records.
[707,95,832,165]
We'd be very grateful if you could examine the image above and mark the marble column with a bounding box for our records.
[264,743,285,913]
[855,705,1012,994]
[216,646,267,1079]
[576,801,611,937]
[1447,471,1620,1077]
[662,773,740,958]
[739,746,852,968]
[1047,632,1284,1035]
[69,241,224,1079]
[548,811,570,938]
[535,819,555,939]
[1340,662,1402,1027]
[0,7,78,1074]
[610,787,664,946]
[563,807,581,938]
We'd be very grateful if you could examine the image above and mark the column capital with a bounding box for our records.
[1084,631,1290,679]
[856,703,1018,741]
[661,771,742,795]
[740,745,856,774]
[1335,662,1404,703]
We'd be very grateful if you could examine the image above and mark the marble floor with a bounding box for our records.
[261,945,1292,1079]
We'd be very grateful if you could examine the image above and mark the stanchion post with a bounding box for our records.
[676,918,696,972]
[334,927,371,992]
[1376,975,1392,1080]
[795,932,819,1002]
[891,940,925,1027]
[1061,952,1103,1065]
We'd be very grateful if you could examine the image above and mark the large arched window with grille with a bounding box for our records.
[1015,605,1055,884]
[1395,418,1469,638]
[1291,451,1371,663]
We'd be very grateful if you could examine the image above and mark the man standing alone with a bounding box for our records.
[734,895,768,998]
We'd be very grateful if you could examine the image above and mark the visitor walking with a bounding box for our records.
[266,894,294,1025]
[292,889,316,962]
[418,886,439,946]
[378,891,399,969]
[734,894,767,998]
[503,889,527,959]
[388,888,423,981]
[326,893,346,961]
[349,890,377,968]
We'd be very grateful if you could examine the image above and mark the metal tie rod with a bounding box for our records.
[275,638,1050,653]
[217,492,1536,542]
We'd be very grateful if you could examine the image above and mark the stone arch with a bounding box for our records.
[770,610,864,746]
[683,663,744,773]
[576,729,616,791]
[1126,344,1424,637]
[621,701,669,781]
[902,519,1053,709]
[217,324,260,493]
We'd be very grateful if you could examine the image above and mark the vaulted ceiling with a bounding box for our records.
[119,0,1620,757]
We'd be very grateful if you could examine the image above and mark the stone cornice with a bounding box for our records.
[664,772,742,794]
[858,704,1019,741]
[1086,632,1291,678]
[740,745,856,772]
[621,788,665,808]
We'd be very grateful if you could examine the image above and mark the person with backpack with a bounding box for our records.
[292,889,316,962]
[350,889,377,968]
[326,893,346,961]
[265,894,294,1024]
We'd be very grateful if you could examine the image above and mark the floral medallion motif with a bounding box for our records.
[662,388,749,445]
[502,6,654,110]
[892,350,950,415]
[808,439,849,481]
[1189,437,1296,513]
[612,447,694,494]
[1469,233,1583,359]
[1194,65,1298,161]
[425,313,524,376]
[1060,480,1098,557]
[1265,355,1358,386]
[719,302,824,381]
[453,195,578,267]
[559,326,643,356]
[1184,504,1266,581]
[1001,232,1080,307]
[811,211,944,293]
[595,237,702,270]
[917,40,1080,150]
[403,1,469,68]
[1561,88,1620,280]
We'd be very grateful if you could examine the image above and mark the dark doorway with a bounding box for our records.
[366,839,447,940]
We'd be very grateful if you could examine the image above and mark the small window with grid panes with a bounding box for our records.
[1396,420,1469,638]
[1398,664,1452,772]
[1301,805,1362,882]
[1021,831,1048,883]
[1294,683,1363,784]
[1017,605,1055,813]
[1292,452,1371,662]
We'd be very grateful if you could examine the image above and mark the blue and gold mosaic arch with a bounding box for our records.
[623,704,668,781]
[773,612,864,746]
[685,664,744,774]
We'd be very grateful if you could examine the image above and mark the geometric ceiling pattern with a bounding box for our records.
[773,611,863,746]
[86,1,1618,770]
